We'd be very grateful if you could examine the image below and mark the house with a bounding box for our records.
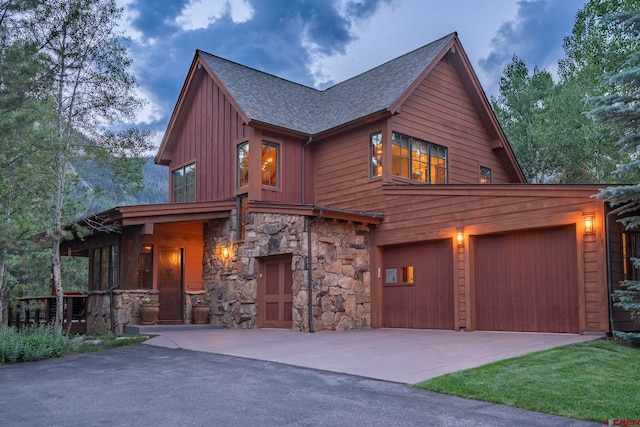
[62,32,636,335]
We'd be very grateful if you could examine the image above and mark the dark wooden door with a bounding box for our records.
[259,256,292,328]
[474,225,579,333]
[158,247,183,323]
[383,240,454,329]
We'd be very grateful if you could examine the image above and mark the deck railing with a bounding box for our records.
[7,295,87,334]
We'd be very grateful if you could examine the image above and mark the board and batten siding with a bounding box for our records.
[260,130,310,204]
[170,68,248,202]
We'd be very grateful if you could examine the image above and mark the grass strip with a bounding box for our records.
[414,339,640,422]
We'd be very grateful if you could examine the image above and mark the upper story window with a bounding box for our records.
[261,141,279,187]
[172,163,195,202]
[392,132,448,183]
[237,142,249,188]
[480,166,492,184]
[370,132,383,177]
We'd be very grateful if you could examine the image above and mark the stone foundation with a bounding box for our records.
[86,289,160,334]
[203,211,372,332]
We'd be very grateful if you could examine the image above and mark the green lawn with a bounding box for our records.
[415,339,640,422]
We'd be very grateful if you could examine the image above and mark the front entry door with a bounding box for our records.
[158,247,183,323]
[258,255,293,328]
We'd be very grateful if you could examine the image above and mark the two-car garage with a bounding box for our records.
[382,225,580,333]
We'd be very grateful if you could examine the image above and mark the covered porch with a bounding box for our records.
[61,200,235,333]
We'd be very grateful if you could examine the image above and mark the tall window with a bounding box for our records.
[480,166,492,184]
[172,163,195,202]
[370,132,383,177]
[392,132,448,183]
[91,245,119,291]
[237,142,249,188]
[261,141,279,187]
[134,245,153,289]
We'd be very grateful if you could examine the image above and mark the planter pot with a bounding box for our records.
[139,305,160,325]
[192,305,210,324]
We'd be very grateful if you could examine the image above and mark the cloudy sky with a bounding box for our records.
[117,0,588,147]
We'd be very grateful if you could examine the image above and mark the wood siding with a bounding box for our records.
[170,68,248,202]
[393,56,515,184]
[260,130,311,204]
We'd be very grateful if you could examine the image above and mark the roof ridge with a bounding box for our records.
[197,49,320,94]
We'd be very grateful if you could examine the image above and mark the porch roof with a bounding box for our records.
[248,201,384,225]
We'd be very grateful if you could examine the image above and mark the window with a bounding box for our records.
[91,245,119,291]
[480,166,492,184]
[133,245,153,289]
[261,141,279,187]
[385,265,414,285]
[391,132,447,183]
[237,194,248,240]
[370,132,383,177]
[172,163,195,202]
[237,142,249,188]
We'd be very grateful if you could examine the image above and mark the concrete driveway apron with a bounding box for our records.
[142,328,601,383]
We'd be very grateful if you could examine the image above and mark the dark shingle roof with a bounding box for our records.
[198,33,455,135]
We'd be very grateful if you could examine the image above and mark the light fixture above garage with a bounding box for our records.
[457,227,464,247]
[583,213,594,235]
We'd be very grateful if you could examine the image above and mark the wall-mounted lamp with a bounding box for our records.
[456,227,464,247]
[221,246,230,259]
[583,213,594,235]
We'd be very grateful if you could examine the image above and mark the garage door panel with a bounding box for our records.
[474,225,579,333]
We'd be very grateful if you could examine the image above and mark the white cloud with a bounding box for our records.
[116,0,145,44]
[176,0,254,31]
[306,0,519,94]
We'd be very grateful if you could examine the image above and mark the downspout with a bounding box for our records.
[307,210,322,333]
[302,136,313,204]
[605,202,636,336]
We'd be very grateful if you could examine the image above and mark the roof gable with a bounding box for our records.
[157,32,524,181]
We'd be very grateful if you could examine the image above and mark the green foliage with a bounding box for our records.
[613,280,640,324]
[0,324,78,364]
[415,340,640,422]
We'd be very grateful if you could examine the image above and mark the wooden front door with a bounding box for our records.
[258,256,293,328]
[158,247,183,323]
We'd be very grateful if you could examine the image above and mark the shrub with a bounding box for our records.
[0,325,79,364]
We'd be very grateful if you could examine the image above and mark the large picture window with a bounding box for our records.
[392,132,447,183]
[261,141,279,187]
[237,142,249,188]
[172,163,195,202]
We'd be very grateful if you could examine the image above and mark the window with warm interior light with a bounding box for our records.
[480,166,492,184]
[237,142,249,188]
[384,265,414,285]
[261,141,279,187]
[370,132,383,177]
[172,163,195,202]
[91,245,119,291]
[134,245,153,289]
[391,132,447,183]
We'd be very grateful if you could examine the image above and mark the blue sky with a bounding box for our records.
[117,0,588,147]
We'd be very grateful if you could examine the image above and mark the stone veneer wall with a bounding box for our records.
[86,289,160,334]
[203,211,372,332]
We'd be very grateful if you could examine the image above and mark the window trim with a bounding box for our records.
[171,161,196,202]
[236,141,249,189]
[391,132,448,184]
[261,140,280,188]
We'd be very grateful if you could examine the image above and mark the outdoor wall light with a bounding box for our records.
[221,246,230,259]
[583,213,594,235]
[457,227,464,247]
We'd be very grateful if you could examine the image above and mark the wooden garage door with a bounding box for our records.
[383,240,454,329]
[474,225,579,333]
[258,255,293,329]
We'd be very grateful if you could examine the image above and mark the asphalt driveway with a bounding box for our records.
[0,344,598,426]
